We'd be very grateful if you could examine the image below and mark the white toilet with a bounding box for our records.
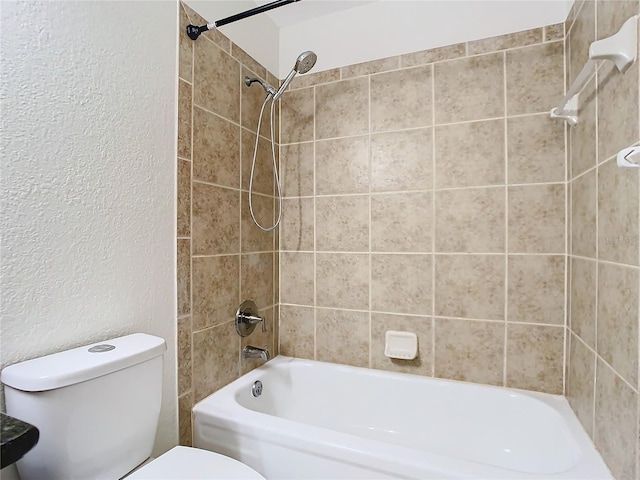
[1,333,265,480]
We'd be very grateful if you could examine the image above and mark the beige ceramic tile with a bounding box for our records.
[400,43,466,68]
[567,334,595,436]
[280,198,314,251]
[594,359,638,480]
[241,193,273,253]
[467,28,542,55]
[506,324,564,394]
[241,307,274,373]
[241,67,277,140]
[571,169,597,258]
[178,159,191,237]
[434,255,505,320]
[178,392,192,446]
[597,262,639,387]
[177,316,192,396]
[316,77,369,139]
[316,195,369,252]
[241,253,274,309]
[371,313,432,375]
[544,23,565,42]
[341,56,399,79]
[569,78,597,179]
[192,182,239,255]
[596,0,639,163]
[507,114,565,184]
[570,257,597,348]
[371,129,432,192]
[370,65,432,132]
[434,53,504,124]
[507,255,565,325]
[316,253,369,310]
[508,184,565,254]
[241,129,275,196]
[280,252,314,305]
[316,309,370,368]
[435,119,505,188]
[598,158,639,266]
[290,68,340,90]
[434,318,505,385]
[192,255,239,331]
[178,4,193,83]
[182,3,231,53]
[435,187,505,253]
[316,136,369,195]
[177,239,191,317]
[281,142,314,197]
[371,192,432,252]
[192,322,239,402]
[506,42,564,115]
[193,106,240,188]
[178,79,192,160]
[280,87,314,144]
[231,43,266,79]
[279,305,315,359]
[193,38,239,123]
[371,254,432,314]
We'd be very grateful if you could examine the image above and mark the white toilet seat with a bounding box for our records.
[126,446,266,479]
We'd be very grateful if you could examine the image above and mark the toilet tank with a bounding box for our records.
[1,333,167,480]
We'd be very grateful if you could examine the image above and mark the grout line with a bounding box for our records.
[563,22,569,397]
[430,62,437,377]
[368,73,373,369]
[503,49,509,388]
[290,38,561,91]
[279,303,567,327]
[277,112,557,145]
[313,83,318,361]
[280,181,568,199]
[591,0,599,438]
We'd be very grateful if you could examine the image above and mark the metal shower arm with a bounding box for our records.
[187,0,302,41]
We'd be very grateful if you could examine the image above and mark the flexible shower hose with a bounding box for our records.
[248,93,282,232]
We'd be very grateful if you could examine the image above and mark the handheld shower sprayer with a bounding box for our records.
[273,51,318,101]
[245,51,317,231]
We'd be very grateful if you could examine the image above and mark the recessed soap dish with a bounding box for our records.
[384,330,418,360]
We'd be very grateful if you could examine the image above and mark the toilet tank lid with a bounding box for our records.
[1,333,166,392]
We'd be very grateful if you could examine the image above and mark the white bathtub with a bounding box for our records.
[193,356,610,479]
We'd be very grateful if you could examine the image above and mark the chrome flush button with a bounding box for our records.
[88,344,116,353]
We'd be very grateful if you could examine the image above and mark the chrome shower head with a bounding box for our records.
[273,51,318,101]
[294,51,317,74]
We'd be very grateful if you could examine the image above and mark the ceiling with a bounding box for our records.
[254,0,377,27]
[186,0,573,77]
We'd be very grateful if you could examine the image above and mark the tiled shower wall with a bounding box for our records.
[279,26,568,393]
[177,3,278,446]
[565,1,640,478]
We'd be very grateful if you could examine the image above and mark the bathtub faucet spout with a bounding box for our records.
[242,345,270,361]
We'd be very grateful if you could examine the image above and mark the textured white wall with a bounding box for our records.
[0,0,178,459]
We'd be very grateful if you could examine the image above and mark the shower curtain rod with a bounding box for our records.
[187,0,302,40]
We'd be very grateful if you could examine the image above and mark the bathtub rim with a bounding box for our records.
[193,355,612,479]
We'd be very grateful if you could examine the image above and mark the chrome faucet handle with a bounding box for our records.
[239,313,266,332]
[235,300,266,337]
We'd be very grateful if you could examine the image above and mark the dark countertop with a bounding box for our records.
[1,413,39,469]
